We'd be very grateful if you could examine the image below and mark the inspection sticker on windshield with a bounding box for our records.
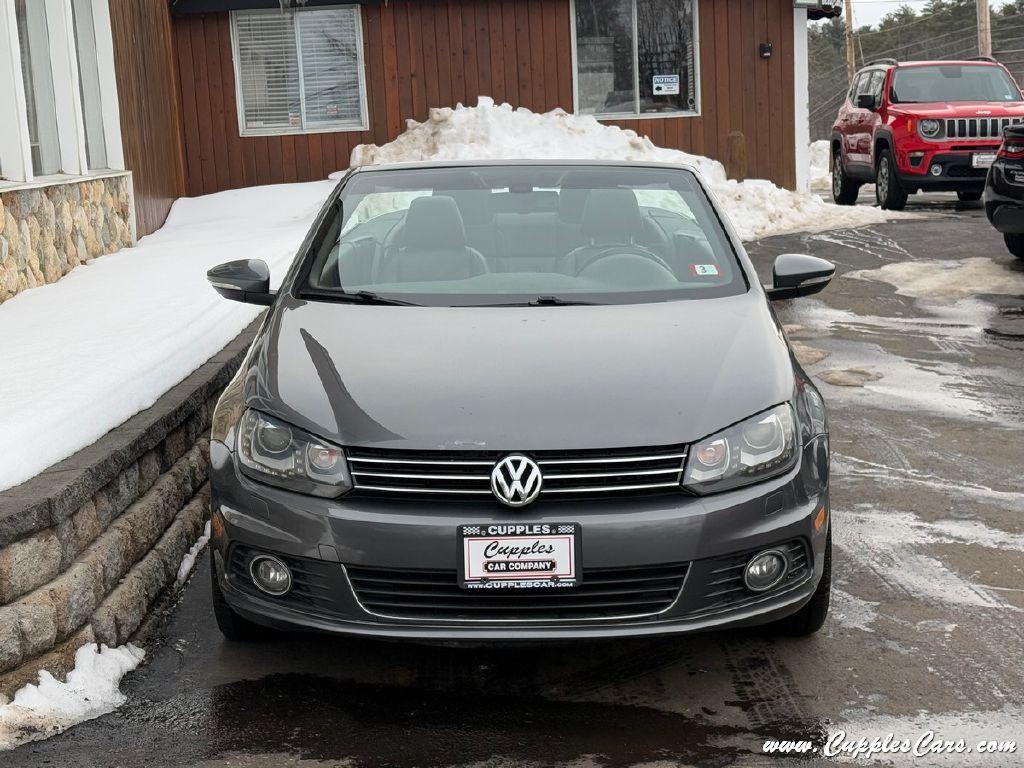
[458,523,581,589]
[691,264,720,277]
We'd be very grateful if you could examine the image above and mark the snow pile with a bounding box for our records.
[808,139,831,190]
[348,97,910,240]
[0,643,144,750]
[175,520,211,587]
[0,180,334,492]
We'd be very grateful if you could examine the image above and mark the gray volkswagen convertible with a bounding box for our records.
[205,160,834,641]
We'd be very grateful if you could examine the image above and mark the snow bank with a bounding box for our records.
[0,643,144,750]
[0,180,334,492]
[347,97,909,240]
[808,139,831,190]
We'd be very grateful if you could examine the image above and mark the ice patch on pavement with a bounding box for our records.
[0,643,144,750]
[344,97,914,241]
[175,520,211,588]
[831,588,880,634]
[0,181,335,492]
[834,506,1023,611]
[846,257,1024,302]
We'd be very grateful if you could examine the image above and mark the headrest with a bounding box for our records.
[398,196,467,249]
[433,189,492,226]
[557,188,591,224]
[579,189,644,240]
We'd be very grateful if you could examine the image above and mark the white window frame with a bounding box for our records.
[0,0,124,187]
[230,5,369,138]
[569,0,702,121]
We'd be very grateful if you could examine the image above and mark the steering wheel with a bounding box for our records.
[573,244,674,277]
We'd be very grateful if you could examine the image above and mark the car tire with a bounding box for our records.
[210,553,273,642]
[1006,233,1024,259]
[957,190,982,202]
[875,149,908,210]
[831,146,860,205]
[767,530,831,637]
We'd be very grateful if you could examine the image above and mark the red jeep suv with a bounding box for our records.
[831,59,1024,209]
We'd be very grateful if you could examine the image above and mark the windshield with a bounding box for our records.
[303,165,746,306]
[891,65,1022,103]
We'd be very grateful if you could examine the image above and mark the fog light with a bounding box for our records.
[743,549,788,593]
[249,554,292,596]
[930,164,943,176]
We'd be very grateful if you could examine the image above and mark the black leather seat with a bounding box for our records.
[376,196,489,283]
[560,189,663,275]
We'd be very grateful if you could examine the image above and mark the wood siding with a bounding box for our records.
[109,0,187,236]
[173,0,796,197]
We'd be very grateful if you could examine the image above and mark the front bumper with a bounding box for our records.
[208,438,830,640]
[985,160,1024,233]
[896,151,994,192]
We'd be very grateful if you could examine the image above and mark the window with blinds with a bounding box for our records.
[231,7,367,135]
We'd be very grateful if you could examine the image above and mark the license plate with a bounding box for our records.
[1010,169,1024,185]
[972,152,997,169]
[458,522,581,589]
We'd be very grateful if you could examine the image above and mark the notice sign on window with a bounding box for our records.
[653,74,680,95]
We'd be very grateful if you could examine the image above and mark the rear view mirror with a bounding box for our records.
[766,254,835,301]
[855,93,877,110]
[207,259,275,305]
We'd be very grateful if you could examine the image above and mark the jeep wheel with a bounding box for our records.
[1006,234,1024,259]
[957,190,983,202]
[831,146,860,205]
[767,530,832,637]
[875,149,908,210]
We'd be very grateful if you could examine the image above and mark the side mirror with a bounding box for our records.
[766,254,835,301]
[207,259,275,305]
[855,93,877,110]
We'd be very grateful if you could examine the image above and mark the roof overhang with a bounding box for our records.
[794,0,843,21]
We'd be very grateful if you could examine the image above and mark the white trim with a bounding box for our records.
[0,167,128,194]
[46,0,87,176]
[0,0,33,183]
[88,0,125,170]
[793,6,810,192]
[230,5,370,138]
[569,0,701,121]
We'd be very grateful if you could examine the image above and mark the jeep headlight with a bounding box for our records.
[683,404,797,494]
[237,409,352,497]
[918,118,941,139]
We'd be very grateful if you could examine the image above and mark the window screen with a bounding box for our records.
[232,7,367,135]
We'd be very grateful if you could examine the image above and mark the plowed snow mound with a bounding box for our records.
[348,97,914,241]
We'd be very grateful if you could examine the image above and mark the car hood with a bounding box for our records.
[243,293,796,451]
[888,101,1024,119]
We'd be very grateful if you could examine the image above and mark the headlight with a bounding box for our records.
[236,409,352,497]
[918,119,941,139]
[683,404,797,494]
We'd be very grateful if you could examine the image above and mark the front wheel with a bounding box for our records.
[875,149,908,210]
[1006,233,1024,259]
[957,190,983,202]
[832,146,861,205]
[767,531,831,637]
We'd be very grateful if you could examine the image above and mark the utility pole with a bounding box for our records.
[844,0,856,83]
[977,0,992,59]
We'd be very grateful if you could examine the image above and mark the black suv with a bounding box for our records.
[985,123,1024,257]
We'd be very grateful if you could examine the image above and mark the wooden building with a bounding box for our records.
[2,0,824,243]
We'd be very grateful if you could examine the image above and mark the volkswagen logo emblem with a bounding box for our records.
[490,454,543,507]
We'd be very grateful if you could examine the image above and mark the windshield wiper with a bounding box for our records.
[526,295,601,306]
[303,288,420,306]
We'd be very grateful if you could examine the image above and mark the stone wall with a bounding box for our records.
[0,322,258,699]
[0,174,133,304]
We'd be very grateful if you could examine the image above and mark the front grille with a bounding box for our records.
[228,545,340,616]
[346,562,689,621]
[687,539,809,615]
[347,445,688,501]
[943,117,1023,140]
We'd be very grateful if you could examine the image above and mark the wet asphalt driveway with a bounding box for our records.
[8,194,1024,767]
